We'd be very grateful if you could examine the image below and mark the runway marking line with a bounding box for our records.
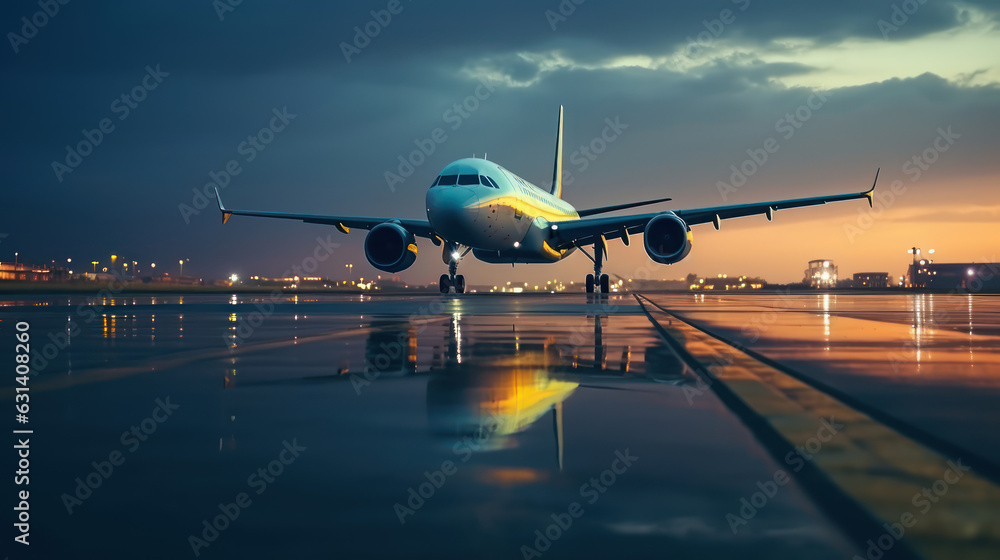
[635,294,1000,560]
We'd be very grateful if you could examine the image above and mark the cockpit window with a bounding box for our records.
[437,175,458,186]
[458,174,479,186]
[482,175,499,188]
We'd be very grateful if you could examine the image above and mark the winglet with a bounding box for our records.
[864,168,880,208]
[215,188,232,225]
[550,105,564,199]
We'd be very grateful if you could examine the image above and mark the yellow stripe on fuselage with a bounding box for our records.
[480,194,578,223]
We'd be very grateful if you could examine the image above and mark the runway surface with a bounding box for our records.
[2,292,999,559]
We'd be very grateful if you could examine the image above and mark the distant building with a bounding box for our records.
[0,262,69,282]
[853,272,890,289]
[804,260,838,289]
[906,262,1000,291]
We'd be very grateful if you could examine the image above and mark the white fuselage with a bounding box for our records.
[425,158,579,263]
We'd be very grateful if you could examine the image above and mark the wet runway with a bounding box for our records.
[2,292,999,559]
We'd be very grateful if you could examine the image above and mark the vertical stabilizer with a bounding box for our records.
[551,105,564,198]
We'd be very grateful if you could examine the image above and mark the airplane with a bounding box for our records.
[215,106,878,294]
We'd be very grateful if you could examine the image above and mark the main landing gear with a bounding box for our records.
[439,243,466,294]
[585,240,611,294]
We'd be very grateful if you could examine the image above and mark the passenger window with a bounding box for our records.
[438,175,458,186]
[458,174,479,185]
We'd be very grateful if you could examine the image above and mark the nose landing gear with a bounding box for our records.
[439,242,467,294]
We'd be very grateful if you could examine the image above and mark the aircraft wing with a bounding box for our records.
[548,170,878,249]
[214,188,437,239]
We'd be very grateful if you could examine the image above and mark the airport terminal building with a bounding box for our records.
[906,261,1000,291]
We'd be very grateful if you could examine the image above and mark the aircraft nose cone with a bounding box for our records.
[427,187,480,240]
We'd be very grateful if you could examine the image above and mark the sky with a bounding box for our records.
[2,0,998,284]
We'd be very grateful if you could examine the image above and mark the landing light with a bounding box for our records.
[513,242,520,248]
[451,251,461,260]
[551,225,558,230]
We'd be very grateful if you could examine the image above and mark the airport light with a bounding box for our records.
[230,274,239,283]
[92,261,99,273]
[346,263,353,282]
[151,263,156,268]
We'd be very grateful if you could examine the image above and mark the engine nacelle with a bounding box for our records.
[643,213,692,264]
[364,223,417,272]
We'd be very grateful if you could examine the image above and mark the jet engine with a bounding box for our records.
[364,223,417,272]
[643,213,692,264]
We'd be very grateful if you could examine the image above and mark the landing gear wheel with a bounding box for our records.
[439,274,451,294]
[600,274,610,294]
[455,275,466,294]
[586,274,595,293]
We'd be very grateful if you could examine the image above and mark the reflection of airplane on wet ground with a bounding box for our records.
[224,312,693,468]
[215,106,879,293]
